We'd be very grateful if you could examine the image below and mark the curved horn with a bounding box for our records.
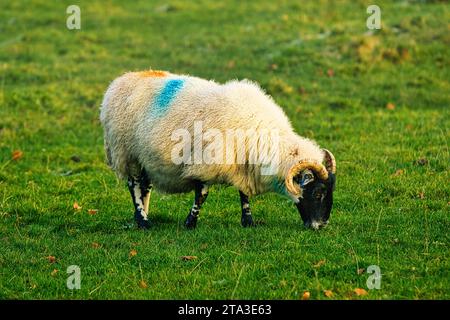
[285,160,329,196]
[323,149,336,174]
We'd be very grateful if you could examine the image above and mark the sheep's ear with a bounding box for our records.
[323,149,336,174]
[297,169,315,187]
[328,172,336,191]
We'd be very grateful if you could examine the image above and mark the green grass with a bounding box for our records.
[0,0,449,299]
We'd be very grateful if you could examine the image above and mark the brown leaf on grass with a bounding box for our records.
[324,290,333,298]
[73,202,82,210]
[51,269,59,276]
[354,288,368,296]
[47,256,56,264]
[12,150,23,161]
[70,155,81,163]
[381,48,399,62]
[392,169,405,177]
[357,268,365,275]
[313,259,326,268]
[301,291,310,300]
[357,37,380,62]
[88,209,98,215]
[386,102,395,110]
[138,280,148,289]
[418,192,425,200]
[129,249,138,257]
[415,158,428,166]
[327,69,334,77]
[269,63,278,71]
[91,242,101,249]
[268,77,293,95]
[181,255,198,261]
[399,47,410,62]
[298,87,307,95]
[226,60,235,69]
[382,47,411,64]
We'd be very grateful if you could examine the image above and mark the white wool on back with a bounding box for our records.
[100,71,324,196]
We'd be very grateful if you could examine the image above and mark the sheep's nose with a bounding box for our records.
[304,220,326,230]
[310,221,321,230]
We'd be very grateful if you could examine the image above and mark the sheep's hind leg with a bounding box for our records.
[184,182,209,229]
[239,191,255,227]
[127,169,152,229]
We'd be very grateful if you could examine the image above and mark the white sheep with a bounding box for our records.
[100,70,336,230]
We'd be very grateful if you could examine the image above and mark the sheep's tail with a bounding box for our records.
[102,135,130,180]
[104,140,113,168]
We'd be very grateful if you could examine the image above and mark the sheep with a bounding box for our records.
[100,70,336,230]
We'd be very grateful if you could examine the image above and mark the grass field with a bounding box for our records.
[0,0,449,299]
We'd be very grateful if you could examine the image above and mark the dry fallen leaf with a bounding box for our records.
[418,192,425,200]
[415,158,428,166]
[313,259,326,268]
[354,288,368,296]
[386,102,395,110]
[73,202,82,210]
[12,150,23,161]
[226,60,235,69]
[357,268,365,275]
[51,269,59,276]
[70,155,81,163]
[91,242,101,249]
[138,280,148,289]
[301,291,310,300]
[181,255,198,261]
[129,249,138,257]
[327,69,334,77]
[357,37,380,62]
[324,290,333,298]
[399,48,410,61]
[47,256,56,264]
[393,169,405,177]
[88,209,98,215]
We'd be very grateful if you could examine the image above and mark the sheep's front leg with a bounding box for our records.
[127,170,152,229]
[239,191,254,227]
[184,182,209,229]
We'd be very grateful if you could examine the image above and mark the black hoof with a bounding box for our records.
[134,210,150,229]
[241,214,255,227]
[185,213,198,229]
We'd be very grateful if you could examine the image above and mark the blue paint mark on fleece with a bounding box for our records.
[271,178,287,195]
[152,79,185,117]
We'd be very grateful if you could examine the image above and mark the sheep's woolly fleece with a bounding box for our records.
[100,70,325,196]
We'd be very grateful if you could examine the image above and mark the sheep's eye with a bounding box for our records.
[300,170,315,187]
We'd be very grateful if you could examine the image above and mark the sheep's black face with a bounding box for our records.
[295,170,335,230]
